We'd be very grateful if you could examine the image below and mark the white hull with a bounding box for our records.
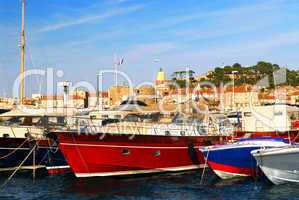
[75,165,204,178]
[252,146,299,185]
[259,166,299,185]
[213,170,250,179]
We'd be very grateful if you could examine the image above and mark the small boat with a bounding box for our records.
[252,145,299,185]
[200,137,290,179]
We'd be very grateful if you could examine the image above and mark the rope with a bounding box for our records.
[1,143,37,189]
[200,149,209,185]
[47,138,59,154]
[0,138,29,160]
[291,131,299,143]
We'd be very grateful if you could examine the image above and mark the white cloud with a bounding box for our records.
[38,4,145,33]
[160,29,299,71]
[123,42,177,63]
[146,0,288,31]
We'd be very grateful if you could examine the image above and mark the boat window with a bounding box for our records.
[165,131,171,136]
[290,111,299,120]
[114,115,122,119]
[48,117,65,125]
[274,111,283,116]
[7,117,25,125]
[244,112,252,117]
[172,113,187,124]
[102,115,109,119]
[22,117,33,126]
[123,114,140,122]
[31,117,44,126]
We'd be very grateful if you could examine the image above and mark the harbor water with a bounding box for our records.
[1,170,299,200]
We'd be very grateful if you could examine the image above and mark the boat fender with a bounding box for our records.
[188,142,200,165]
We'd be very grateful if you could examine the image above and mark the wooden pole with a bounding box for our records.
[33,146,36,180]
[20,0,26,103]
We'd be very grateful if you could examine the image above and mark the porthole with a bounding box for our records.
[122,148,130,155]
[165,131,171,136]
[180,131,185,136]
[153,150,161,157]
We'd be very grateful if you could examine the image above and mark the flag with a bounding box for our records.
[119,58,124,65]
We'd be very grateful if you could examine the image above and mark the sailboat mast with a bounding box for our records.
[20,0,25,103]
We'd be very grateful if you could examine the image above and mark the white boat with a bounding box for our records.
[0,109,69,173]
[200,137,290,179]
[252,145,299,185]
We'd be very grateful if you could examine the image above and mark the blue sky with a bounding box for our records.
[0,0,299,96]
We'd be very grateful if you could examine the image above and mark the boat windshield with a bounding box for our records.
[122,113,160,123]
[0,116,43,126]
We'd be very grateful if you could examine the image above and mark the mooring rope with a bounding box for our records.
[1,143,37,189]
[0,138,30,160]
[47,138,59,154]
[291,131,299,143]
[200,148,210,185]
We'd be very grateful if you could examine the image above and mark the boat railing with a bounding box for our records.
[65,118,232,137]
[0,124,46,139]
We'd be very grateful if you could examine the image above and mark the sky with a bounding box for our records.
[0,0,299,97]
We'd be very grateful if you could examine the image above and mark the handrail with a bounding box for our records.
[66,120,232,137]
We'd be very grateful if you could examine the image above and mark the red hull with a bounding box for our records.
[57,132,226,177]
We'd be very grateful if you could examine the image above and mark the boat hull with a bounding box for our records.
[201,137,290,179]
[202,146,259,179]
[57,132,225,177]
[253,147,299,185]
[0,137,69,173]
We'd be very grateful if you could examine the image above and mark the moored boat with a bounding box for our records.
[55,110,232,178]
[200,137,290,179]
[252,145,299,185]
[0,109,69,174]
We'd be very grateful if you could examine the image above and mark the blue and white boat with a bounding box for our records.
[200,137,290,179]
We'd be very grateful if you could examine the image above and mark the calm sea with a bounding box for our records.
[1,170,299,200]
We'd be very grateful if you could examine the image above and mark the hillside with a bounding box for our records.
[203,61,299,88]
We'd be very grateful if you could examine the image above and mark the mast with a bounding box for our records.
[20,0,25,103]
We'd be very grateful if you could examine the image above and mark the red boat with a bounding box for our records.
[55,111,231,177]
[57,133,226,177]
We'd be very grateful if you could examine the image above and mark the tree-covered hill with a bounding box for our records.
[204,61,299,88]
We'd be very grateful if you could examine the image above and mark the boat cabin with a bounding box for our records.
[240,104,299,132]
[0,109,66,138]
